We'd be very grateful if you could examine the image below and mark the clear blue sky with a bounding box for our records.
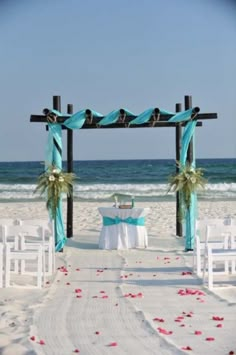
[0,0,235,161]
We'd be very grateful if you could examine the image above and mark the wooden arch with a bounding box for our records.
[30,95,218,239]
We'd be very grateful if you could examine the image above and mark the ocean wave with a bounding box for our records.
[0,182,235,202]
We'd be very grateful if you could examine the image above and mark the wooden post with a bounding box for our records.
[175,103,183,237]
[67,104,73,238]
[185,95,193,164]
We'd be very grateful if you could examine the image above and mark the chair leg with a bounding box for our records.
[5,250,10,288]
[208,253,213,289]
[37,250,43,288]
[0,245,3,288]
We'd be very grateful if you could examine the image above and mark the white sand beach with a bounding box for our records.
[0,200,236,355]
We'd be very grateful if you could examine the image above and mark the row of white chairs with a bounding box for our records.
[0,219,56,288]
[193,218,236,289]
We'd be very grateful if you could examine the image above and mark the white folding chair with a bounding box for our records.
[193,219,227,276]
[202,225,236,289]
[20,219,55,275]
[0,243,3,288]
[1,225,44,288]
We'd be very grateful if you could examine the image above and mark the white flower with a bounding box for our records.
[59,176,64,182]
[52,168,60,174]
[49,175,55,181]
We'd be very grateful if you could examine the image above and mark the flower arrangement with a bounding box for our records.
[168,162,207,214]
[35,164,76,218]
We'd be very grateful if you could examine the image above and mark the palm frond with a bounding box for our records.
[34,164,76,218]
[168,161,207,217]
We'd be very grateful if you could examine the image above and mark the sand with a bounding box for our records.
[0,200,236,355]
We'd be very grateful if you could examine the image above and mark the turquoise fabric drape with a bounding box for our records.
[98,109,135,126]
[64,109,103,129]
[103,216,145,226]
[130,108,177,125]
[168,109,197,250]
[46,121,66,252]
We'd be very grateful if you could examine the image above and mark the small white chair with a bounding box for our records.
[203,225,236,289]
[1,225,45,288]
[20,219,55,275]
[193,219,227,276]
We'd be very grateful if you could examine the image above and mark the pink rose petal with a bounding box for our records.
[30,336,35,341]
[108,342,118,347]
[206,337,215,341]
[216,324,223,328]
[194,331,202,335]
[182,346,192,351]
[212,316,224,321]
[153,317,164,322]
[157,327,173,335]
[39,339,45,345]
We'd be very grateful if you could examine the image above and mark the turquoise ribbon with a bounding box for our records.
[103,216,145,226]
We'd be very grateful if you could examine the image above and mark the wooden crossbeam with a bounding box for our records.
[30,112,217,127]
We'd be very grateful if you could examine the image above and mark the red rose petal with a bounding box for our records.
[212,316,224,321]
[30,336,35,341]
[216,324,223,328]
[182,346,192,351]
[74,349,80,353]
[95,331,100,335]
[153,317,164,322]
[75,288,82,293]
[229,351,234,355]
[109,342,117,347]
[39,340,45,345]
[194,331,202,335]
[206,337,215,341]
[157,327,173,335]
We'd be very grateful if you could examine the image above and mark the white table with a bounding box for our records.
[98,207,149,250]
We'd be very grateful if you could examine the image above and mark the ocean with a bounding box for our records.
[0,159,235,203]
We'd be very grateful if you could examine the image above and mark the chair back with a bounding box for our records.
[20,219,54,240]
[0,224,45,250]
[195,219,226,244]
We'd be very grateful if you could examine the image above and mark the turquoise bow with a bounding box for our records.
[103,216,145,226]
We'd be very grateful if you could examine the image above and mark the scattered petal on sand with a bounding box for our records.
[153,317,165,322]
[212,316,224,321]
[182,346,192,351]
[216,324,223,328]
[30,336,36,341]
[74,349,80,353]
[157,327,173,335]
[95,331,100,335]
[206,337,215,341]
[38,339,45,345]
[194,331,202,335]
[108,342,118,347]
